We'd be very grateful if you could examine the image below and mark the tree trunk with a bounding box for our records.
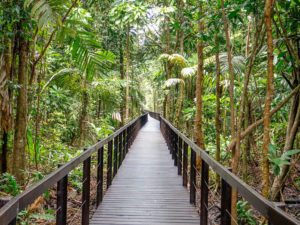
[119,35,125,125]
[221,0,237,221]
[215,33,222,185]
[125,25,130,122]
[0,37,12,174]
[221,0,235,140]
[194,2,205,153]
[175,82,185,128]
[78,78,89,146]
[261,0,274,198]
[12,29,28,183]
[235,17,263,181]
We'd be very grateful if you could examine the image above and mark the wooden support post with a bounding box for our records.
[96,146,103,206]
[0,198,16,225]
[200,155,209,225]
[125,128,129,154]
[107,141,113,188]
[168,127,172,154]
[178,137,182,175]
[119,134,123,166]
[174,134,178,166]
[190,149,196,205]
[183,142,188,187]
[56,164,68,225]
[113,137,118,177]
[171,131,176,160]
[82,148,91,225]
[221,169,232,225]
[122,130,126,161]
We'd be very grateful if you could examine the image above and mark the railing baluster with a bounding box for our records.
[107,140,113,188]
[113,137,118,177]
[200,155,209,225]
[122,130,126,161]
[82,148,91,225]
[174,133,178,166]
[171,131,175,159]
[96,146,103,206]
[119,133,123,166]
[183,142,188,187]
[190,149,196,205]
[221,169,232,225]
[178,137,182,175]
[56,165,68,225]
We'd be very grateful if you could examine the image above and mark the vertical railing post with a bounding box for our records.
[200,154,209,225]
[221,169,232,225]
[0,199,16,225]
[96,145,103,206]
[190,149,196,204]
[56,164,68,225]
[82,148,91,225]
[113,137,118,177]
[119,133,123,166]
[183,142,188,187]
[178,137,182,175]
[168,127,172,154]
[171,131,175,159]
[174,133,178,166]
[125,128,128,154]
[107,140,113,188]
[122,130,126,161]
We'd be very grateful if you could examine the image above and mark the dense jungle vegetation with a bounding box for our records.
[0,0,299,224]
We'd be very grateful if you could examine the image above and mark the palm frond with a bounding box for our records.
[181,66,197,78]
[41,68,79,92]
[164,78,184,88]
[168,54,186,67]
[24,0,67,28]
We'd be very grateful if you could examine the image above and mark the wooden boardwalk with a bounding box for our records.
[90,117,199,225]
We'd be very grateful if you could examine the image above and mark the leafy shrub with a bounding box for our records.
[237,200,256,225]
[0,173,20,196]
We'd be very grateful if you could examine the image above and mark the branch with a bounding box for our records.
[29,1,78,85]
[227,84,300,151]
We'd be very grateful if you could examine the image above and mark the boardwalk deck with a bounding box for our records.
[90,117,199,225]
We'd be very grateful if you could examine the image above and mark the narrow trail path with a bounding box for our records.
[90,117,199,225]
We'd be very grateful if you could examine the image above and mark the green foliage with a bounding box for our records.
[237,200,256,225]
[0,173,21,196]
[268,144,300,176]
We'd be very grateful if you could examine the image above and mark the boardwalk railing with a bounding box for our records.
[0,114,148,225]
[148,111,300,225]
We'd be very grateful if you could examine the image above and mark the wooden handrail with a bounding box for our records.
[148,111,300,225]
[0,114,148,225]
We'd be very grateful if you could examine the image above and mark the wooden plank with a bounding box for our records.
[90,117,199,225]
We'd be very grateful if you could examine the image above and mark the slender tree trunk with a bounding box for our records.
[236,18,264,181]
[221,0,237,221]
[175,82,185,128]
[33,63,43,170]
[221,0,235,140]
[194,2,205,153]
[215,33,222,185]
[261,0,274,198]
[78,78,89,146]
[163,0,171,120]
[119,35,125,125]
[12,28,28,183]
[125,25,130,122]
